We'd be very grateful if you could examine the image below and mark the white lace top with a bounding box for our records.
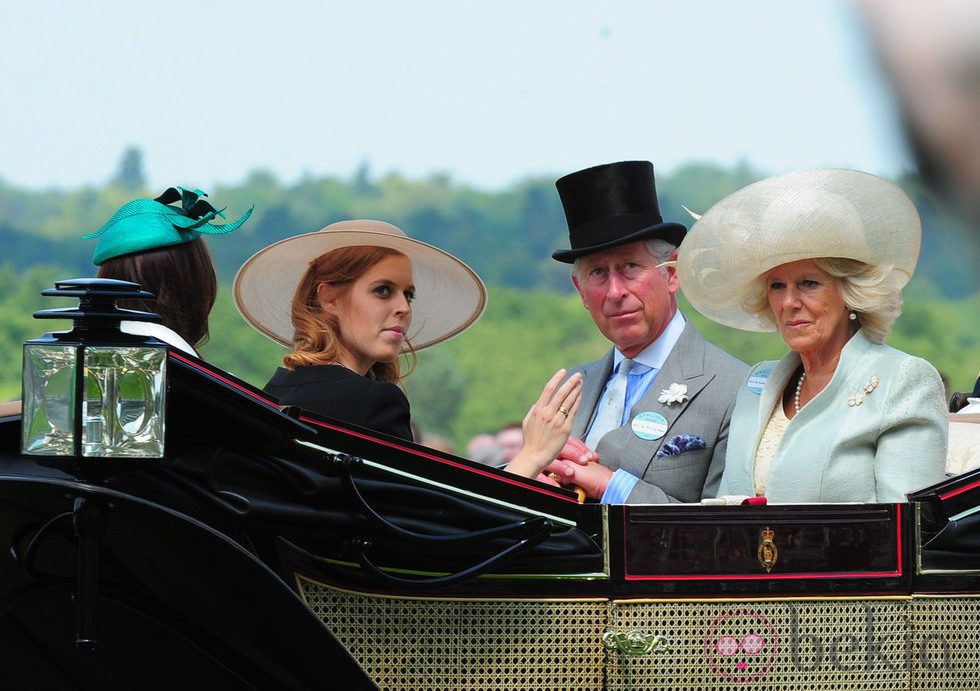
[753,402,791,496]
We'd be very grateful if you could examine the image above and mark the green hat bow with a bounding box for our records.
[85,186,254,265]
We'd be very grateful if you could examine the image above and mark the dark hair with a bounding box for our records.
[97,237,217,348]
[284,244,416,384]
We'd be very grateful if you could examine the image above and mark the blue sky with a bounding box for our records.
[1,1,911,192]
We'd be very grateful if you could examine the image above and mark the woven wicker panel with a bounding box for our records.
[300,580,980,691]
[605,599,914,690]
[300,578,608,691]
[908,597,980,690]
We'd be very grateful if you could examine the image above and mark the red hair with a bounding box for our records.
[284,245,416,383]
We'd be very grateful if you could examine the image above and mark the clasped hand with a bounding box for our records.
[542,437,611,500]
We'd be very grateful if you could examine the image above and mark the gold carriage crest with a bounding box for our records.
[757,526,778,573]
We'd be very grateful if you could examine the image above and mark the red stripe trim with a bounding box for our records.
[298,416,580,502]
[625,569,903,582]
[895,502,903,574]
[170,352,282,409]
[623,504,904,580]
[940,479,980,501]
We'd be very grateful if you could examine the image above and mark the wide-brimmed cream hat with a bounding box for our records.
[677,168,921,332]
[234,220,487,350]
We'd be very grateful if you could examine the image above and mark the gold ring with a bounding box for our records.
[558,407,570,416]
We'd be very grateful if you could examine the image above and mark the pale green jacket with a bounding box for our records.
[718,330,947,503]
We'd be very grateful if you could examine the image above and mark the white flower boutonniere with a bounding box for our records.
[658,383,689,406]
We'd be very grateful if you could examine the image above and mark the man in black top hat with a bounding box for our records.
[548,161,748,504]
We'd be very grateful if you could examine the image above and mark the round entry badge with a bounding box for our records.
[631,411,668,441]
[747,368,771,395]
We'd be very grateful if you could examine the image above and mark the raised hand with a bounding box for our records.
[504,370,583,479]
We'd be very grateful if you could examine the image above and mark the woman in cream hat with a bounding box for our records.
[235,220,583,475]
[677,168,947,503]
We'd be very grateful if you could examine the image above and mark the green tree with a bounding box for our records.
[111,146,147,192]
[0,163,977,430]
[406,347,469,439]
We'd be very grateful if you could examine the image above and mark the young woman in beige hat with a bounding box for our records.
[677,168,947,503]
[235,220,582,476]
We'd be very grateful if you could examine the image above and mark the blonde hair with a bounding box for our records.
[745,257,902,344]
[283,245,416,383]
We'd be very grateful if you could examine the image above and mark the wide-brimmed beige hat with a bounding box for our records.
[234,220,487,350]
[677,168,921,332]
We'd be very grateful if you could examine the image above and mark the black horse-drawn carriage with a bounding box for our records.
[1,280,977,690]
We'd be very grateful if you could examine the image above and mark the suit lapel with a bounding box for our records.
[611,324,713,475]
[630,323,708,430]
[571,352,614,439]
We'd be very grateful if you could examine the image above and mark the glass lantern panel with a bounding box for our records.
[82,346,167,458]
[22,345,78,455]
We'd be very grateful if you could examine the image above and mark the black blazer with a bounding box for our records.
[264,364,413,441]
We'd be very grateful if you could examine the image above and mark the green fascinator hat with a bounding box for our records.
[84,186,254,265]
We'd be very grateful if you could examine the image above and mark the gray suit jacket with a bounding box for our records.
[570,321,749,503]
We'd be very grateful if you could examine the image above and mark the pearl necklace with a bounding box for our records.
[794,372,807,414]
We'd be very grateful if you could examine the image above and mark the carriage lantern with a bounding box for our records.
[21,278,168,460]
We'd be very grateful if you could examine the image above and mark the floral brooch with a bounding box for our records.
[658,383,688,406]
[848,375,880,407]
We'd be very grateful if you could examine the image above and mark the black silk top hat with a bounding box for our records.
[552,160,686,263]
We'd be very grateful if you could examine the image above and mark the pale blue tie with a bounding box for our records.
[584,358,634,450]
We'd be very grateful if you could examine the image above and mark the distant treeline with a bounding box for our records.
[2,159,977,297]
[1,161,978,447]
